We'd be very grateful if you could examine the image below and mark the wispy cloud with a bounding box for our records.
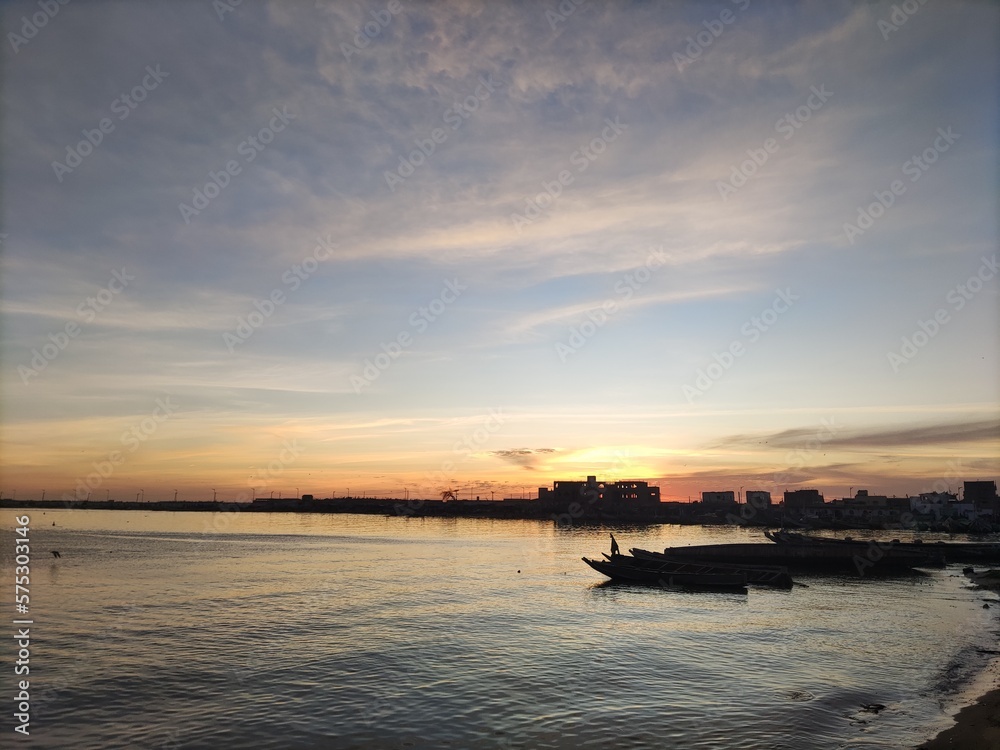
[490,448,557,471]
[1,0,996,497]
[714,418,1000,451]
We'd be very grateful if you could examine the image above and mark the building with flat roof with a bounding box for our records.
[745,490,772,507]
[783,489,824,509]
[536,475,661,518]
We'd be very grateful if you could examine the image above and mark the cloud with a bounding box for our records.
[490,448,557,470]
[714,418,1000,451]
[1,0,996,496]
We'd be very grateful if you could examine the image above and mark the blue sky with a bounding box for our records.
[1,0,997,502]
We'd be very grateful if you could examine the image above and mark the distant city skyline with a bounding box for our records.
[1,1,997,504]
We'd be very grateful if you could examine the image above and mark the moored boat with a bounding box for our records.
[582,556,748,592]
[627,548,794,588]
[654,541,936,572]
[766,530,1000,564]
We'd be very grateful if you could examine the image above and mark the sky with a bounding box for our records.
[1,0,998,504]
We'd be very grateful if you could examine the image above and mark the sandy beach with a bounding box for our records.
[919,686,1000,749]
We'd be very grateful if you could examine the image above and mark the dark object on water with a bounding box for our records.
[51,550,61,558]
[582,556,748,593]
[770,530,1000,564]
[860,703,886,714]
[658,535,937,572]
[628,548,794,588]
[610,533,620,556]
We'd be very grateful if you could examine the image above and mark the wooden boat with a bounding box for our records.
[582,556,748,593]
[627,548,794,588]
[653,541,936,572]
[766,530,1000,563]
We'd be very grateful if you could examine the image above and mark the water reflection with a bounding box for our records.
[0,511,995,749]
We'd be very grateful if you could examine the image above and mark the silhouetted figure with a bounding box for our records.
[610,533,620,556]
[51,551,61,558]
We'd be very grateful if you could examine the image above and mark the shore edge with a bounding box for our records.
[917,645,1000,750]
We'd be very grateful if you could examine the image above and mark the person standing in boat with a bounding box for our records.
[610,533,620,556]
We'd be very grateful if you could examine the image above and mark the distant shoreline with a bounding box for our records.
[3,497,1000,534]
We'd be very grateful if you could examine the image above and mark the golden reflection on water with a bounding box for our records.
[1,510,997,749]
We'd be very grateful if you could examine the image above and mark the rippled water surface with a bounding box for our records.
[1,511,998,749]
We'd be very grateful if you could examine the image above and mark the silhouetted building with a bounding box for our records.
[745,490,772,507]
[537,475,660,518]
[783,488,824,509]
[701,491,735,507]
[965,481,998,510]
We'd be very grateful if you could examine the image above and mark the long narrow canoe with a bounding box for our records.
[582,557,748,593]
[627,548,794,588]
[767,530,1000,563]
[654,542,936,572]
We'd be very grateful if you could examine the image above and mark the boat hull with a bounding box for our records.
[628,548,794,588]
[768,531,999,564]
[656,542,935,572]
[582,556,748,592]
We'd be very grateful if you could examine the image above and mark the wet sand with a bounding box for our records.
[919,686,1000,749]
